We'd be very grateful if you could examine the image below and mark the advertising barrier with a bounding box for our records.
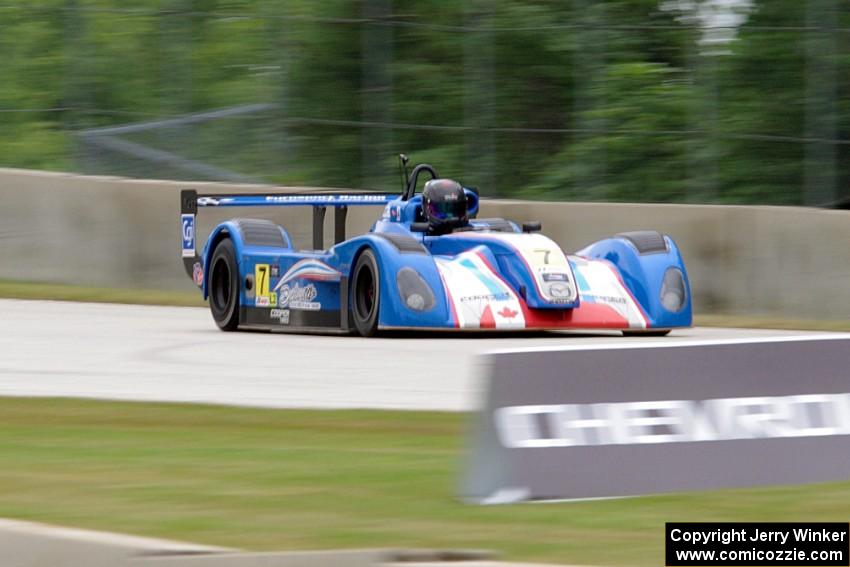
[462,336,850,503]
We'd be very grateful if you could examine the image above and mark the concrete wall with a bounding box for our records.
[2,168,849,319]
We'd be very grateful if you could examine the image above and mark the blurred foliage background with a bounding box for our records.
[0,0,848,204]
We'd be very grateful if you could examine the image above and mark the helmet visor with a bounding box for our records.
[426,198,466,221]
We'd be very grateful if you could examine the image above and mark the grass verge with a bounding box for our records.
[0,397,848,566]
[0,279,204,307]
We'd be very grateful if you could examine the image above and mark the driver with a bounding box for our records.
[422,179,468,235]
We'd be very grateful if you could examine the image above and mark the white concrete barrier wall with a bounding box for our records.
[1,168,848,320]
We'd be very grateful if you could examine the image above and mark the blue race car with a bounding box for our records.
[180,159,691,336]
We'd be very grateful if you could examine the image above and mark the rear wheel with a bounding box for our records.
[351,249,380,337]
[209,238,240,331]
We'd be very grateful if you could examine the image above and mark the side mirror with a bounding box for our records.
[410,222,430,233]
[522,221,542,233]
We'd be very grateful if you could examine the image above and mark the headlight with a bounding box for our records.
[396,267,436,312]
[660,267,686,312]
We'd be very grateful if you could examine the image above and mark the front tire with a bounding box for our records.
[209,238,240,331]
[351,249,380,337]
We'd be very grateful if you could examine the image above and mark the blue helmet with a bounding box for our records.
[422,179,467,233]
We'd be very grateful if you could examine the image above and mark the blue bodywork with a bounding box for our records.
[183,187,692,334]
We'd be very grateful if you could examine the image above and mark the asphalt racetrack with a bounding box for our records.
[0,299,829,411]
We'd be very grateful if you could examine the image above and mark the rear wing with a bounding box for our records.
[180,189,398,278]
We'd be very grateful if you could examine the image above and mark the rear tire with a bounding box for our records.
[623,329,671,337]
[209,238,240,331]
[351,249,380,337]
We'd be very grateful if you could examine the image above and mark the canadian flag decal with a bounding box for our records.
[498,306,519,319]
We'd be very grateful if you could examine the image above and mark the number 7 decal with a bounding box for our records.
[254,264,277,307]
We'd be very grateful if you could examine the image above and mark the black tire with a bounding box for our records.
[351,249,380,337]
[623,329,671,337]
[208,238,240,331]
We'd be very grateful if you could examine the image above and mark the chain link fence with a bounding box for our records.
[0,1,847,205]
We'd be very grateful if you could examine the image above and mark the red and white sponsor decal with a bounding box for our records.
[569,256,648,329]
[450,232,579,304]
[435,251,526,329]
[434,236,650,330]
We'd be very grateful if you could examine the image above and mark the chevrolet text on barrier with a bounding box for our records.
[179,156,692,336]
[497,393,850,448]
[462,337,850,503]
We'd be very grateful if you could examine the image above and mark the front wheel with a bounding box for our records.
[209,238,240,331]
[351,249,380,337]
